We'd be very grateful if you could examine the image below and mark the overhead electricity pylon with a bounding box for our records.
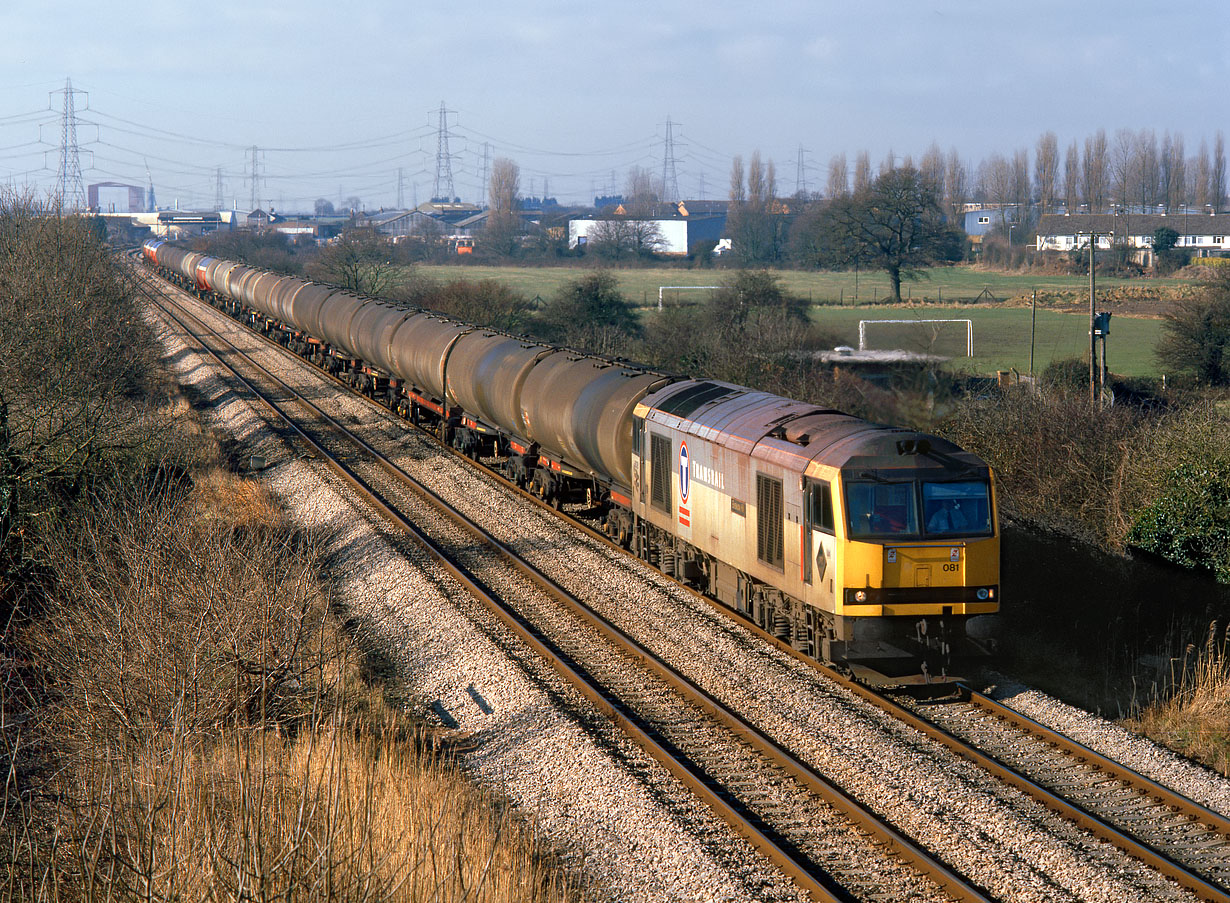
[247,146,262,212]
[661,116,680,202]
[432,102,456,202]
[52,78,88,211]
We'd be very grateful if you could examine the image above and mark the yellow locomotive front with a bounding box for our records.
[814,440,1000,679]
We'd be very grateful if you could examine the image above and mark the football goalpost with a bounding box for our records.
[858,319,974,357]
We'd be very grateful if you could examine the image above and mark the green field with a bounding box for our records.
[810,307,1164,378]
[417,262,1187,307]
[413,263,1177,378]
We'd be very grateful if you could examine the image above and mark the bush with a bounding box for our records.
[1156,273,1230,385]
[1127,457,1230,583]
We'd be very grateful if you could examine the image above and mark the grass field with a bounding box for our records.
[811,307,1165,378]
[417,262,1188,307]
[413,263,1179,378]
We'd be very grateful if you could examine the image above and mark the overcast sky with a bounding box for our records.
[1,2,1226,212]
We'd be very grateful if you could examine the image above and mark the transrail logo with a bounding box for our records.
[679,441,690,504]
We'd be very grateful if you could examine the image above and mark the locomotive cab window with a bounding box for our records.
[632,416,644,456]
[922,480,992,536]
[845,481,918,538]
[806,481,835,534]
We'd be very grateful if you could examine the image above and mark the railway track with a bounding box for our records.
[133,263,992,903]
[129,259,1230,902]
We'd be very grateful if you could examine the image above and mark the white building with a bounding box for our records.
[1036,212,1230,258]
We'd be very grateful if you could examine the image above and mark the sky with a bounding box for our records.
[1,2,1227,212]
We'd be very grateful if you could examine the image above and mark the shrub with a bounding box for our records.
[1127,457,1230,583]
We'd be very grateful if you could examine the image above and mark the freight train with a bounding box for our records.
[142,239,1000,681]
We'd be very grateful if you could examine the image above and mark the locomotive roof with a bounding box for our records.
[639,379,985,474]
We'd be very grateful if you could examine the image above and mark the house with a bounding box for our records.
[1036,212,1230,262]
[962,204,1020,244]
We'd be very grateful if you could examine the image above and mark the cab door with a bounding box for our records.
[804,479,837,608]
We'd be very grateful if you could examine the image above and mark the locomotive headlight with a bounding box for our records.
[977,588,989,600]
[854,590,868,603]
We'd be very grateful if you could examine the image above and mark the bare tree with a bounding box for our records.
[484,156,521,256]
[728,156,745,205]
[585,218,665,260]
[1082,129,1108,212]
[1137,129,1160,211]
[1011,148,1030,212]
[625,165,663,215]
[853,150,872,193]
[729,150,780,264]
[1213,132,1227,212]
[1035,132,1058,215]
[980,153,1014,226]
[1169,133,1187,210]
[826,152,849,198]
[307,228,403,296]
[944,148,967,222]
[1191,140,1211,210]
[1064,140,1081,213]
[919,143,945,192]
[1110,127,1137,210]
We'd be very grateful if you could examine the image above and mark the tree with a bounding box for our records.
[1063,140,1081,213]
[314,198,335,215]
[1082,129,1108,211]
[420,279,532,333]
[484,157,521,257]
[805,167,963,303]
[1156,272,1230,384]
[584,218,665,260]
[306,228,403,296]
[943,148,967,222]
[728,150,781,265]
[533,272,641,356]
[826,153,848,198]
[624,166,662,216]
[1152,226,1188,275]
[853,151,872,193]
[1035,131,1059,215]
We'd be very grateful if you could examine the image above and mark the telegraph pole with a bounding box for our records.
[1088,231,1097,405]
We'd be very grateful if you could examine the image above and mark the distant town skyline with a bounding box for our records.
[2,2,1226,211]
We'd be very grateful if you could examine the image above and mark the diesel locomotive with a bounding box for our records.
[142,239,1000,680]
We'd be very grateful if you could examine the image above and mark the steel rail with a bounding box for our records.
[133,268,846,903]
[962,685,1230,839]
[138,257,1229,902]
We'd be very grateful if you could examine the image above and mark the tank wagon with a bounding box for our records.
[143,240,1000,679]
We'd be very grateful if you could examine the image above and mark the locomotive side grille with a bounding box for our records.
[757,474,784,569]
[650,434,672,513]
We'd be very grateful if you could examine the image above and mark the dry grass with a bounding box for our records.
[1128,622,1230,776]
[1,463,571,903]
